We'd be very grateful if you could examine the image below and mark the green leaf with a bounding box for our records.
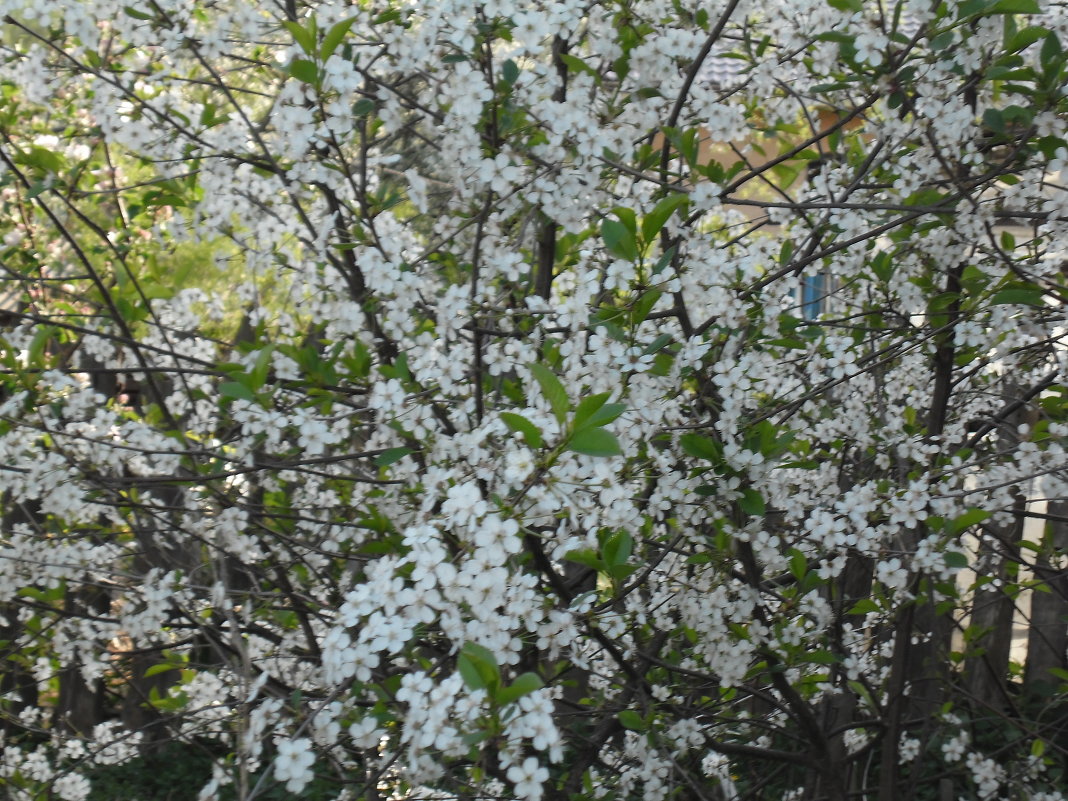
[585,403,626,429]
[1041,32,1063,69]
[607,563,639,583]
[680,433,722,461]
[640,193,688,243]
[457,651,486,690]
[220,381,255,401]
[988,0,1041,13]
[799,653,836,670]
[374,447,412,467]
[559,53,600,83]
[847,599,880,615]
[788,548,807,581]
[871,252,894,282]
[462,729,492,746]
[944,551,970,569]
[251,346,274,390]
[652,246,676,275]
[282,20,316,55]
[602,218,639,261]
[602,531,633,567]
[644,334,673,355]
[573,393,610,430]
[990,288,1044,306]
[500,412,543,449]
[23,147,64,174]
[458,642,500,693]
[568,428,622,457]
[496,672,543,706]
[28,325,54,367]
[618,710,646,731]
[123,6,154,20]
[1007,25,1050,52]
[320,17,356,61]
[983,108,1005,134]
[288,58,319,84]
[738,489,766,516]
[528,363,569,423]
[144,662,179,678]
[373,8,402,24]
[632,289,662,325]
[826,0,863,10]
[352,98,376,116]
[778,239,794,266]
[564,549,604,571]
[501,59,519,85]
[948,508,990,536]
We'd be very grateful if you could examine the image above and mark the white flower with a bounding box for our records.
[54,772,91,801]
[899,736,920,763]
[875,557,909,592]
[853,29,887,66]
[619,346,654,373]
[275,737,315,793]
[942,732,968,763]
[507,756,549,801]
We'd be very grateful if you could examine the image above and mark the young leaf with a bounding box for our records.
[680,433,723,462]
[528,363,569,423]
[321,17,357,61]
[640,193,687,243]
[568,428,622,457]
[283,20,316,55]
[564,549,604,571]
[988,0,1041,13]
[947,508,990,536]
[847,599,880,615]
[990,288,1044,306]
[143,662,179,678]
[496,672,543,706]
[619,710,646,731]
[644,334,673,355]
[288,58,319,84]
[602,530,633,567]
[501,59,519,85]
[573,393,610,430]
[585,403,626,429]
[602,218,639,261]
[375,447,412,467]
[559,53,601,83]
[499,412,543,449]
[739,489,766,516]
[123,6,155,20]
[943,551,970,569]
[219,381,255,401]
[457,651,486,691]
[352,98,376,116]
[458,642,500,693]
[631,289,662,325]
[251,345,274,390]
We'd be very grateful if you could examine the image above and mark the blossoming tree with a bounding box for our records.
[0,0,1067,800]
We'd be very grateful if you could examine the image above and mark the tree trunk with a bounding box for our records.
[1025,500,1068,687]
[964,494,1024,710]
